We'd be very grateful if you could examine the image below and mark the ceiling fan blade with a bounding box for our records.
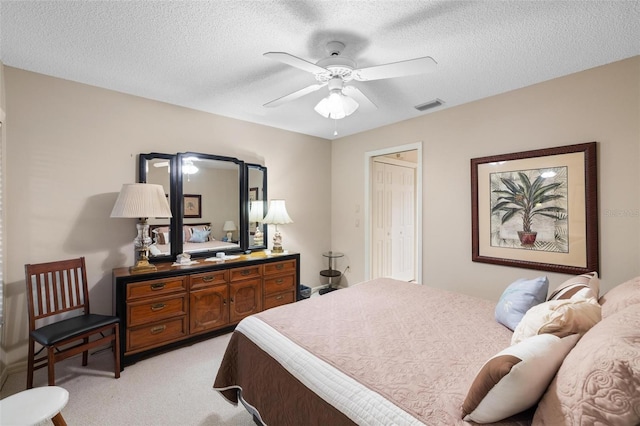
[263,83,327,108]
[343,86,378,111]
[153,161,169,168]
[353,56,437,81]
[264,52,328,75]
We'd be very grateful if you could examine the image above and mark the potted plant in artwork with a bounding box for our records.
[491,171,566,246]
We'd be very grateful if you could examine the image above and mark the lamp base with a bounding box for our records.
[271,246,284,254]
[130,259,157,274]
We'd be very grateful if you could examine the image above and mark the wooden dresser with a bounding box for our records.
[113,252,300,368]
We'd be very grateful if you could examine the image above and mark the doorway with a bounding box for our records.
[365,142,422,282]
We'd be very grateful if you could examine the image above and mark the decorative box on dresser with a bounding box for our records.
[113,252,300,369]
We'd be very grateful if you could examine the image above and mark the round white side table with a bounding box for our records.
[0,386,69,426]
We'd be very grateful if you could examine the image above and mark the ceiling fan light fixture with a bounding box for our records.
[314,90,359,119]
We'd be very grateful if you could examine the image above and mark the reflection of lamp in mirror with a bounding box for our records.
[262,200,293,253]
[111,183,172,273]
[223,220,237,242]
[249,200,264,246]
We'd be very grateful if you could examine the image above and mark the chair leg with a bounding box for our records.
[52,412,68,426]
[82,337,88,366]
[113,325,121,378]
[27,338,35,389]
[47,347,56,386]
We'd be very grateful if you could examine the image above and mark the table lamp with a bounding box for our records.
[111,183,172,273]
[223,220,237,241]
[249,200,264,245]
[262,199,293,253]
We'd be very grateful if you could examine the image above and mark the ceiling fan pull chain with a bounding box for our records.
[334,119,338,136]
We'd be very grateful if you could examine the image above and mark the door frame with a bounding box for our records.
[364,142,423,282]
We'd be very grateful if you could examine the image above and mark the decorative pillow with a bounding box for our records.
[548,271,599,301]
[152,227,170,245]
[186,225,212,242]
[511,298,601,345]
[495,276,549,330]
[189,229,211,243]
[533,303,640,426]
[462,333,580,424]
[599,276,640,318]
[149,244,162,256]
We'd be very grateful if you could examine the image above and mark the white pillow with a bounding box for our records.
[511,298,601,345]
[462,333,580,424]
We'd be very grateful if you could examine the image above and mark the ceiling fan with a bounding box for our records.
[263,41,437,119]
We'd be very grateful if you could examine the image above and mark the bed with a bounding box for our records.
[213,275,640,425]
[149,223,240,256]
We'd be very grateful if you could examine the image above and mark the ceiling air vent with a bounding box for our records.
[414,98,444,111]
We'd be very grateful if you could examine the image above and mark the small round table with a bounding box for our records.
[0,386,69,426]
[319,251,344,294]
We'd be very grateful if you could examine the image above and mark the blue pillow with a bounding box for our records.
[189,229,210,243]
[495,276,549,331]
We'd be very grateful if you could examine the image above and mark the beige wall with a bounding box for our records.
[2,67,331,368]
[332,56,640,300]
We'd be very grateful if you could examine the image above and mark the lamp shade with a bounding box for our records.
[223,221,237,232]
[249,200,264,223]
[262,200,293,225]
[110,183,172,219]
[314,91,359,119]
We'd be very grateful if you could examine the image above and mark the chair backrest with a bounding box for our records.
[25,257,91,330]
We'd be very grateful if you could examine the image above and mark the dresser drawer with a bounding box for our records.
[190,270,228,290]
[127,316,188,353]
[229,265,262,282]
[264,290,295,310]
[127,294,187,327]
[126,276,187,301]
[263,274,295,295]
[264,260,297,276]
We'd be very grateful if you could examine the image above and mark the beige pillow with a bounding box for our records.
[511,298,601,345]
[548,271,599,301]
[599,276,640,318]
[533,303,640,426]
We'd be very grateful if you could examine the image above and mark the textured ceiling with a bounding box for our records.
[1,1,639,140]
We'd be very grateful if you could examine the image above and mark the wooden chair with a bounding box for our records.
[25,257,121,388]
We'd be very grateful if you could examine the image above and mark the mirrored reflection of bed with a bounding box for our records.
[149,223,240,256]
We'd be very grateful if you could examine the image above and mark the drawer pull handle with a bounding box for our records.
[150,283,165,291]
[276,279,284,284]
[276,264,284,270]
[202,276,214,282]
[150,325,166,334]
[230,297,234,303]
[275,295,284,300]
[241,269,251,276]
[223,298,227,306]
[151,303,166,311]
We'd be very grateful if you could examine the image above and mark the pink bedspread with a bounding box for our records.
[253,278,531,425]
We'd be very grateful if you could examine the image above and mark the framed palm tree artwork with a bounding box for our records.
[471,142,598,275]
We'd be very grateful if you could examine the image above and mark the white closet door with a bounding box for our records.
[371,160,415,281]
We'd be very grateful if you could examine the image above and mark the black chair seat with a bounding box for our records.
[30,314,120,346]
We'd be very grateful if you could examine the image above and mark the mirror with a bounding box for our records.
[138,153,176,262]
[176,152,245,258]
[139,152,264,260]
[247,163,268,250]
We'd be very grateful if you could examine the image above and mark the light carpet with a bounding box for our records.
[0,333,254,426]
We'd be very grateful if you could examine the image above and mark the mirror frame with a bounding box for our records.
[139,152,267,260]
[176,152,246,259]
[138,152,177,263]
[246,163,268,251]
